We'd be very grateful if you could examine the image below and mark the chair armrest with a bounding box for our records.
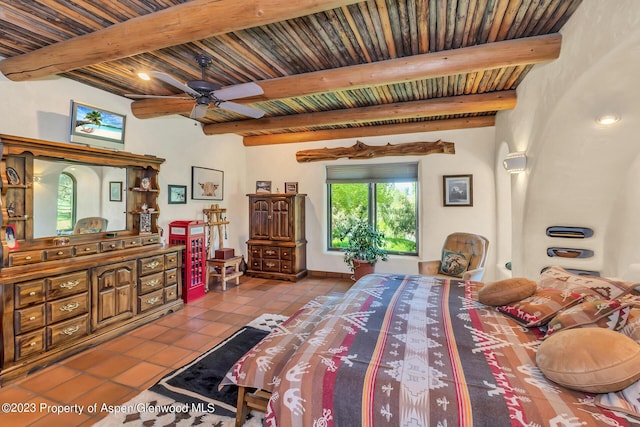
[462,267,485,282]
[418,260,441,276]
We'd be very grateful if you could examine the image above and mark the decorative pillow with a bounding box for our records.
[544,299,631,338]
[596,380,640,419]
[498,288,584,327]
[540,266,636,300]
[439,250,472,278]
[477,277,537,306]
[536,328,640,393]
[619,307,640,344]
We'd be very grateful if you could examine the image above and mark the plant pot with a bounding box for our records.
[352,259,375,281]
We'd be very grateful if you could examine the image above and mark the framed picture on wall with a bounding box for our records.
[109,181,122,202]
[443,174,473,206]
[285,182,298,194]
[168,185,187,204]
[256,180,271,193]
[192,166,223,200]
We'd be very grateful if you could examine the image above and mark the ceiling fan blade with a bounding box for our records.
[212,82,264,100]
[124,94,191,99]
[150,71,201,97]
[218,101,265,118]
[190,103,209,119]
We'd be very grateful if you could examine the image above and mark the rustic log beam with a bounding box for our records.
[131,34,560,119]
[204,91,515,135]
[296,140,455,162]
[0,0,361,81]
[243,116,495,146]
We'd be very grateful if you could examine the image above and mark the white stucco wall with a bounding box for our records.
[495,0,640,280]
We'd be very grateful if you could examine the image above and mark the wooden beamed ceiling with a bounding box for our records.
[0,0,583,145]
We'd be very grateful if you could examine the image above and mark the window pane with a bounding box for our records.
[57,173,75,232]
[329,183,368,248]
[376,182,417,254]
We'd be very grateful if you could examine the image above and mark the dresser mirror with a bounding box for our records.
[32,158,127,238]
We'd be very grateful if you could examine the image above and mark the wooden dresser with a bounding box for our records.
[246,193,307,281]
[0,134,184,385]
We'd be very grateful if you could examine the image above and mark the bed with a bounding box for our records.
[223,272,640,426]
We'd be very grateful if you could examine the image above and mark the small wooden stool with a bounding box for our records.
[206,255,243,291]
[236,386,270,427]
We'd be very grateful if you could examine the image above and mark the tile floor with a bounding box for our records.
[0,274,353,427]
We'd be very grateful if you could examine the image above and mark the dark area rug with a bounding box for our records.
[149,325,270,417]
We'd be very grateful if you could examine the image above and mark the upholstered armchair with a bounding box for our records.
[73,217,108,234]
[418,232,489,281]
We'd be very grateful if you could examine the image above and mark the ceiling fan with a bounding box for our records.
[126,55,264,119]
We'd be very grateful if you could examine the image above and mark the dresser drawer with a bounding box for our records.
[9,250,43,266]
[47,271,88,299]
[165,252,178,269]
[15,305,46,334]
[262,259,281,272]
[280,248,293,260]
[262,247,280,259]
[47,314,89,348]
[138,289,164,312]
[122,236,142,249]
[164,284,178,302]
[43,247,73,261]
[15,280,46,308]
[101,240,123,252]
[47,293,89,324]
[141,234,160,245]
[15,329,45,360]
[138,272,164,295]
[74,242,99,256]
[139,255,164,275]
[250,246,262,258]
[250,259,262,270]
[280,261,293,273]
[165,268,178,286]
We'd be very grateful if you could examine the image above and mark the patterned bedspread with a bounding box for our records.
[225,274,638,426]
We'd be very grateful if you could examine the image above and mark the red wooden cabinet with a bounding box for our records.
[169,220,206,302]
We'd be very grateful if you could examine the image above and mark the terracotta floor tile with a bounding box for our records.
[151,327,191,344]
[74,380,136,408]
[194,309,228,321]
[197,321,235,337]
[112,361,167,388]
[128,322,171,340]
[62,349,114,371]
[17,365,80,394]
[28,407,92,427]
[86,354,141,378]
[173,332,220,351]
[124,340,169,360]
[145,345,195,367]
[98,335,146,353]
[0,384,35,402]
[41,373,104,402]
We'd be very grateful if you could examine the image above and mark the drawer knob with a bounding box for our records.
[146,279,160,287]
[110,244,116,248]
[266,262,276,268]
[266,250,276,255]
[168,275,175,280]
[57,251,64,255]
[29,316,36,321]
[60,302,80,312]
[28,291,36,296]
[62,326,80,336]
[60,280,80,289]
[29,342,36,347]
[25,256,32,260]
[84,248,92,251]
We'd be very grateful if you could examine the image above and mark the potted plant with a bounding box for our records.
[340,221,388,280]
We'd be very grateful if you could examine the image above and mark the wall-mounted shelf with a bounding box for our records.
[546,226,594,238]
[546,247,594,258]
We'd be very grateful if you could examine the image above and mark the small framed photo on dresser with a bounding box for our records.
[285,182,298,194]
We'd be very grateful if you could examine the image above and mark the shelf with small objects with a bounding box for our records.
[127,167,160,235]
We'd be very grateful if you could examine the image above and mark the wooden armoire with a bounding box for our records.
[246,193,307,281]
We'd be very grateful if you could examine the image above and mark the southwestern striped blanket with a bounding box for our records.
[225,274,637,426]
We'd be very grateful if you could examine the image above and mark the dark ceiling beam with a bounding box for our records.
[242,116,496,146]
[0,0,361,81]
[203,91,516,135]
[130,34,561,119]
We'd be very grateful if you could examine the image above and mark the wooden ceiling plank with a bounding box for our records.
[203,91,515,134]
[0,0,363,81]
[130,33,560,118]
[416,0,429,53]
[339,5,373,63]
[373,0,398,58]
[242,115,496,145]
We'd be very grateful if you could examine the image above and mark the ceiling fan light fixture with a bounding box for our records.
[137,72,151,81]
[595,114,620,126]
